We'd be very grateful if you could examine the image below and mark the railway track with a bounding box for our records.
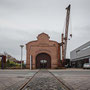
[18,70,72,90]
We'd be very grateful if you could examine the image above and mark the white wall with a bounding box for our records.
[70,41,90,61]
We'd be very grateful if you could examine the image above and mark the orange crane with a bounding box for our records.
[62,4,72,65]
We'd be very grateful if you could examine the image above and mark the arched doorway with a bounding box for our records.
[36,53,51,69]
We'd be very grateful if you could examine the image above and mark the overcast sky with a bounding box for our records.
[0,0,90,61]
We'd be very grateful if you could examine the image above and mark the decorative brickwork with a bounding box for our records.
[26,33,61,69]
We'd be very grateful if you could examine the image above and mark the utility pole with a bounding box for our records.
[20,45,24,69]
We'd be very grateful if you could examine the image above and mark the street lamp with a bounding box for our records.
[20,45,24,69]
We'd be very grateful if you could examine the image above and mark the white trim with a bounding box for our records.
[30,55,32,70]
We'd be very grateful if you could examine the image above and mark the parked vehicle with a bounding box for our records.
[83,63,90,69]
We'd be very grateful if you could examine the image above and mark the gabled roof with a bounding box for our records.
[37,32,50,39]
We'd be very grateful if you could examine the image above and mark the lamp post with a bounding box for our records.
[20,45,24,69]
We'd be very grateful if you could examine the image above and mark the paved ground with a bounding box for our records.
[22,70,65,90]
[0,69,38,90]
[0,69,90,90]
[50,69,90,90]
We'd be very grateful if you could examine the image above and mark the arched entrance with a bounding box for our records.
[36,53,51,69]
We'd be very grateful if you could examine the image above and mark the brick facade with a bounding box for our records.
[26,33,60,69]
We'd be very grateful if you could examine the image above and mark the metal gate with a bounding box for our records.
[36,53,51,69]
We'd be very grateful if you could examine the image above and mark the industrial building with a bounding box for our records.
[26,33,61,69]
[70,41,90,68]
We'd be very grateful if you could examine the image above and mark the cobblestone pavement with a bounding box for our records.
[50,69,90,90]
[0,69,90,90]
[0,69,38,90]
[22,70,66,90]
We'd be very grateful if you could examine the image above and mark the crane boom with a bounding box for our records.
[62,5,71,63]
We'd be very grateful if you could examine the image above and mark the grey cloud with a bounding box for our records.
[0,0,90,60]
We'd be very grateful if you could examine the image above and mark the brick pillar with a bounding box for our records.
[58,43,62,67]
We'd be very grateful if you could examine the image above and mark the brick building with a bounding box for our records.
[26,33,61,69]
